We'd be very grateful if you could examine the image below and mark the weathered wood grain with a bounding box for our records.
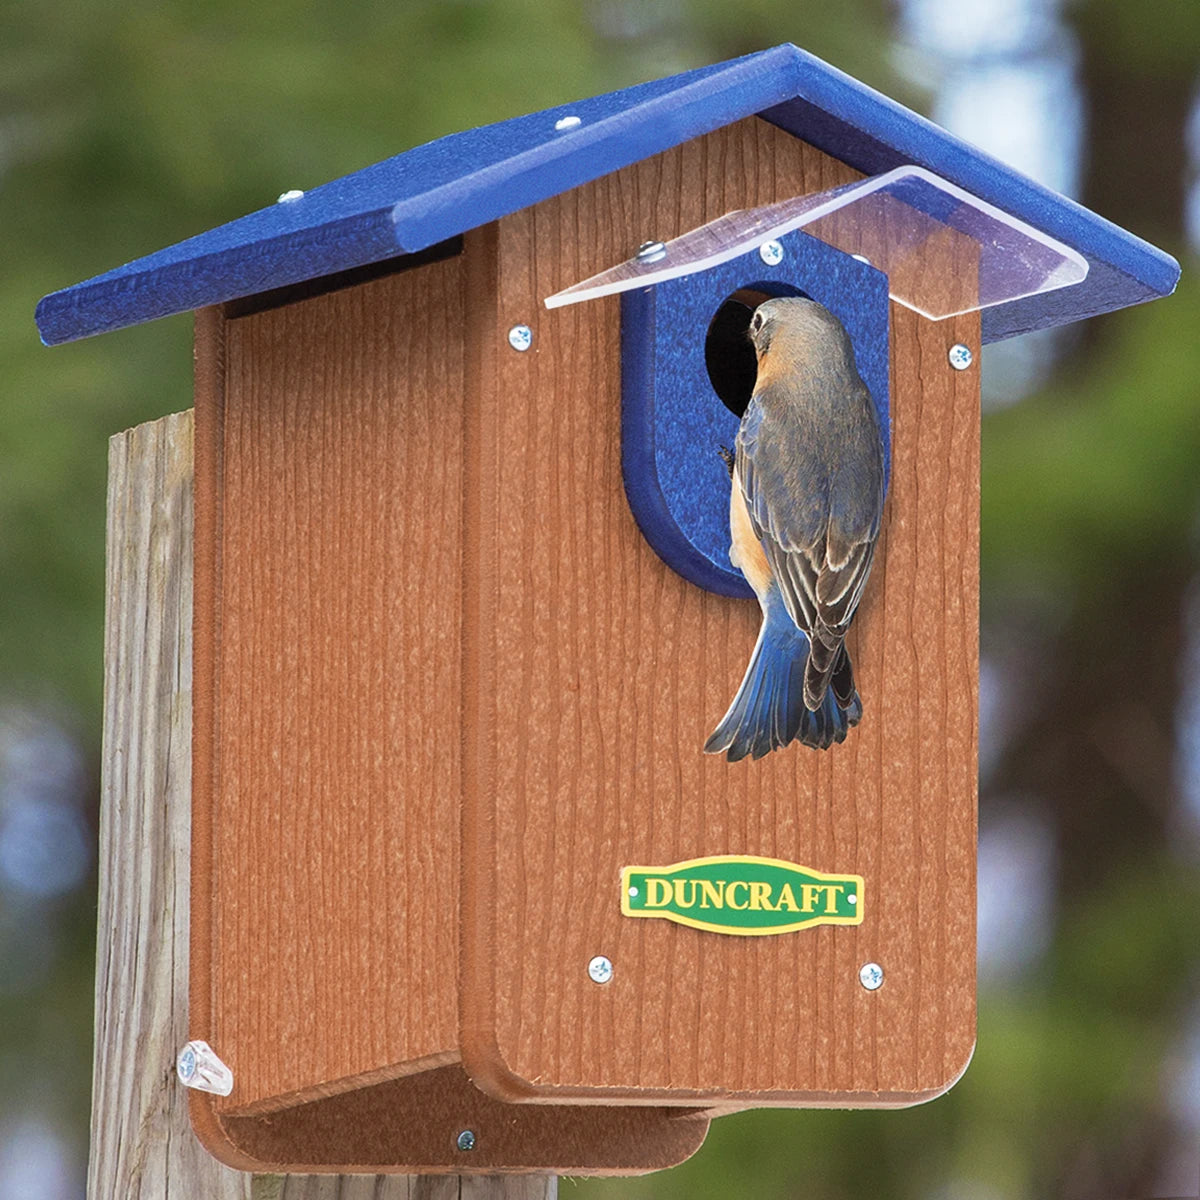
[460,116,979,1106]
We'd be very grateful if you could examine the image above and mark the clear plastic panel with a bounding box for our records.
[543,166,1088,319]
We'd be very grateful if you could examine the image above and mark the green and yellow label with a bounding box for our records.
[621,855,863,936]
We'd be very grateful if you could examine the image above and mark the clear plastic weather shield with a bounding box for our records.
[543,166,1089,320]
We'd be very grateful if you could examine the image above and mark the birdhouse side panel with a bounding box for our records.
[461,116,978,1105]
[192,259,467,1115]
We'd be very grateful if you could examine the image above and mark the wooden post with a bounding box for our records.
[93,409,556,1200]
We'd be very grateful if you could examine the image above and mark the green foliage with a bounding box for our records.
[1066,0,1200,73]
[982,274,1200,612]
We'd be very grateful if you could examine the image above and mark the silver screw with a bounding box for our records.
[759,240,785,266]
[948,343,973,371]
[851,253,871,265]
[859,962,884,991]
[637,240,667,264]
[508,324,533,352]
[588,955,614,984]
[456,1130,476,1152]
[554,115,582,131]
[277,189,304,203]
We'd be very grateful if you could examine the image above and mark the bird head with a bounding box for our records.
[748,297,851,369]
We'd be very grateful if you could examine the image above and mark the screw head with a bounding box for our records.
[759,240,785,266]
[508,324,533,352]
[554,115,582,131]
[456,1129,476,1152]
[948,343,974,371]
[177,1045,197,1083]
[588,955,614,984]
[277,189,304,203]
[637,240,667,264]
[859,962,884,991]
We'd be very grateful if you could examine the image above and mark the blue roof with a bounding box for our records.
[36,43,1178,347]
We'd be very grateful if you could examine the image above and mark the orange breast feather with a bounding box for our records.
[729,463,772,598]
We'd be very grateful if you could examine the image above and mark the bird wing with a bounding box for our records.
[735,384,882,647]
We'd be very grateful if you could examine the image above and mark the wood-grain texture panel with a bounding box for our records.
[462,117,978,1105]
[218,1065,708,1175]
[201,260,466,1112]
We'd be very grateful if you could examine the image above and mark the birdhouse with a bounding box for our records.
[38,44,1178,1178]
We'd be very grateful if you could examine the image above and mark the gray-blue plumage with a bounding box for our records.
[705,297,884,759]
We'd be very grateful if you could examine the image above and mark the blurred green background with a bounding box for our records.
[3,0,1199,1196]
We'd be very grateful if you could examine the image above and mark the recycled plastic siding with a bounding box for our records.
[460,116,978,1106]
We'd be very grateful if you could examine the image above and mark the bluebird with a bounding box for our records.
[704,297,885,760]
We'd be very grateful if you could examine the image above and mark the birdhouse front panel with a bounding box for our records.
[460,116,979,1106]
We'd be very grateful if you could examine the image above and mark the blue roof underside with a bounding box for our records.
[36,43,1178,346]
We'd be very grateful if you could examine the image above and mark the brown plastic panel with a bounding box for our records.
[194,258,469,1117]
[193,1064,708,1175]
[460,117,979,1108]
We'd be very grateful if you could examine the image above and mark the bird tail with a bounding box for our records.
[704,598,861,761]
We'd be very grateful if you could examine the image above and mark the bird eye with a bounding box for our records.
[750,312,763,333]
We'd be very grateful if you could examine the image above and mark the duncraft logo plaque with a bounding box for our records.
[621,855,863,936]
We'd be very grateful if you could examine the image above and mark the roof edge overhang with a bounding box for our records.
[36,43,1178,347]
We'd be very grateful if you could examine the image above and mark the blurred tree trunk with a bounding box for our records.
[1073,11,1192,249]
[1066,0,1194,353]
[989,5,1197,1196]
[991,0,1194,888]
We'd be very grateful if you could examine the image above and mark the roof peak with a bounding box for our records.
[36,43,1176,347]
